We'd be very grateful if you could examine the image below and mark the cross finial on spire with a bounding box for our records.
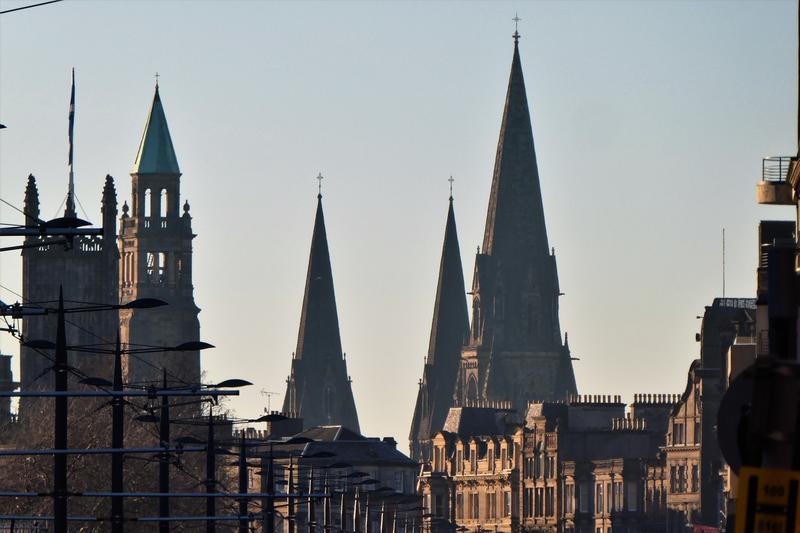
[154,72,160,88]
[316,172,324,198]
[448,175,454,200]
[512,13,521,43]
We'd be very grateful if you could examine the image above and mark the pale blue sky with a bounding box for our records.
[0,0,796,451]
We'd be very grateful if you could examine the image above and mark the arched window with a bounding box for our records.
[467,376,478,403]
[160,189,167,219]
[144,189,152,218]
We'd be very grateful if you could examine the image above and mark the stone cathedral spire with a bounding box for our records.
[453,34,577,412]
[282,193,360,433]
[409,194,469,462]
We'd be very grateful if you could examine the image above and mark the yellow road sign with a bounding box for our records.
[736,467,800,533]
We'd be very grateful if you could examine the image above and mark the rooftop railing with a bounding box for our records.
[762,156,794,182]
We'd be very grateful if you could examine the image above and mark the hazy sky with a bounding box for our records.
[0,0,797,452]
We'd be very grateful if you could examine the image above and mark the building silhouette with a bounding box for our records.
[118,83,201,386]
[409,195,469,462]
[282,193,360,432]
[411,31,578,461]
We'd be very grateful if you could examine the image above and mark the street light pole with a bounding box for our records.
[53,289,68,533]
[239,431,249,533]
[159,369,171,533]
[111,333,124,533]
[206,409,217,533]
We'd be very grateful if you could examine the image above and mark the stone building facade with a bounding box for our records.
[418,397,675,533]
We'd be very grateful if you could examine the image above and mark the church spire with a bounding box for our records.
[294,194,343,361]
[409,191,469,461]
[132,84,180,175]
[283,191,360,432]
[482,32,548,259]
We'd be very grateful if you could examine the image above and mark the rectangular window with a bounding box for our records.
[694,420,701,444]
[565,483,575,514]
[489,492,497,519]
[456,493,464,520]
[501,448,507,470]
[394,472,404,493]
[669,466,676,493]
[472,493,480,519]
[614,481,623,511]
[457,450,463,473]
[545,487,554,517]
[547,456,555,479]
[606,482,612,514]
[596,483,604,515]
[534,454,542,478]
[691,464,699,493]
[626,481,638,512]
[489,450,495,472]
[536,488,545,517]
[503,491,511,517]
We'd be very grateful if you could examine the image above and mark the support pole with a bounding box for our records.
[238,432,248,533]
[111,333,124,533]
[206,410,216,533]
[53,288,68,533]
[288,455,295,533]
[265,442,275,533]
[159,370,170,533]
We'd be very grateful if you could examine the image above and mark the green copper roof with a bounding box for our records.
[131,86,180,175]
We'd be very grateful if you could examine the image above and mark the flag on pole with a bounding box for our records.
[68,68,75,168]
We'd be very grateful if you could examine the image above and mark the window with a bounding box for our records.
[579,483,589,513]
[672,422,685,445]
[596,483,604,515]
[547,455,555,479]
[626,481,638,512]
[144,188,152,218]
[471,493,480,519]
[564,483,575,514]
[534,453,542,478]
[691,464,699,493]
[488,493,497,519]
[503,491,511,517]
[545,487,554,517]
[457,450,463,473]
[434,494,443,518]
[535,488,544,517]
[501,448,507,470]
[694,420,701,444]
[524,488,533,518]
[613,481,622,511]
[606,483,612,515]
[394,472,404,493]
[489,449,495,472]
[669,466,676,493]
[456,493,464,520]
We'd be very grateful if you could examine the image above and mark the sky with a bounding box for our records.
[0,0,797,453]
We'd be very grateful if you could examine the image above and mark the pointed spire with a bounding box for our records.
[132,84,180,175]
[409,192,469,460]
[295,195,343,360]
[24,175,40,228]
[426,196,469,366]
[482,35,548,259]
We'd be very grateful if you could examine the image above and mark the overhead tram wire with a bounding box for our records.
[0,282,195,389]
[0,0,63,15]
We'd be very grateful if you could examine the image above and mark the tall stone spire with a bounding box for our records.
[283,193,360,433]
[409,194,469,461]
[131,85,180,175]
[454,34,577,413]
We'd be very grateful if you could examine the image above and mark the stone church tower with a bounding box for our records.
[118,84,201,386]
[20,74,119,400]
[20,176,119,394]
[453,33,578,413]
[409,194,469,461]
[282,193,360,433]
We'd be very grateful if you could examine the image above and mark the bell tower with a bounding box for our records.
[118,83,200,386]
